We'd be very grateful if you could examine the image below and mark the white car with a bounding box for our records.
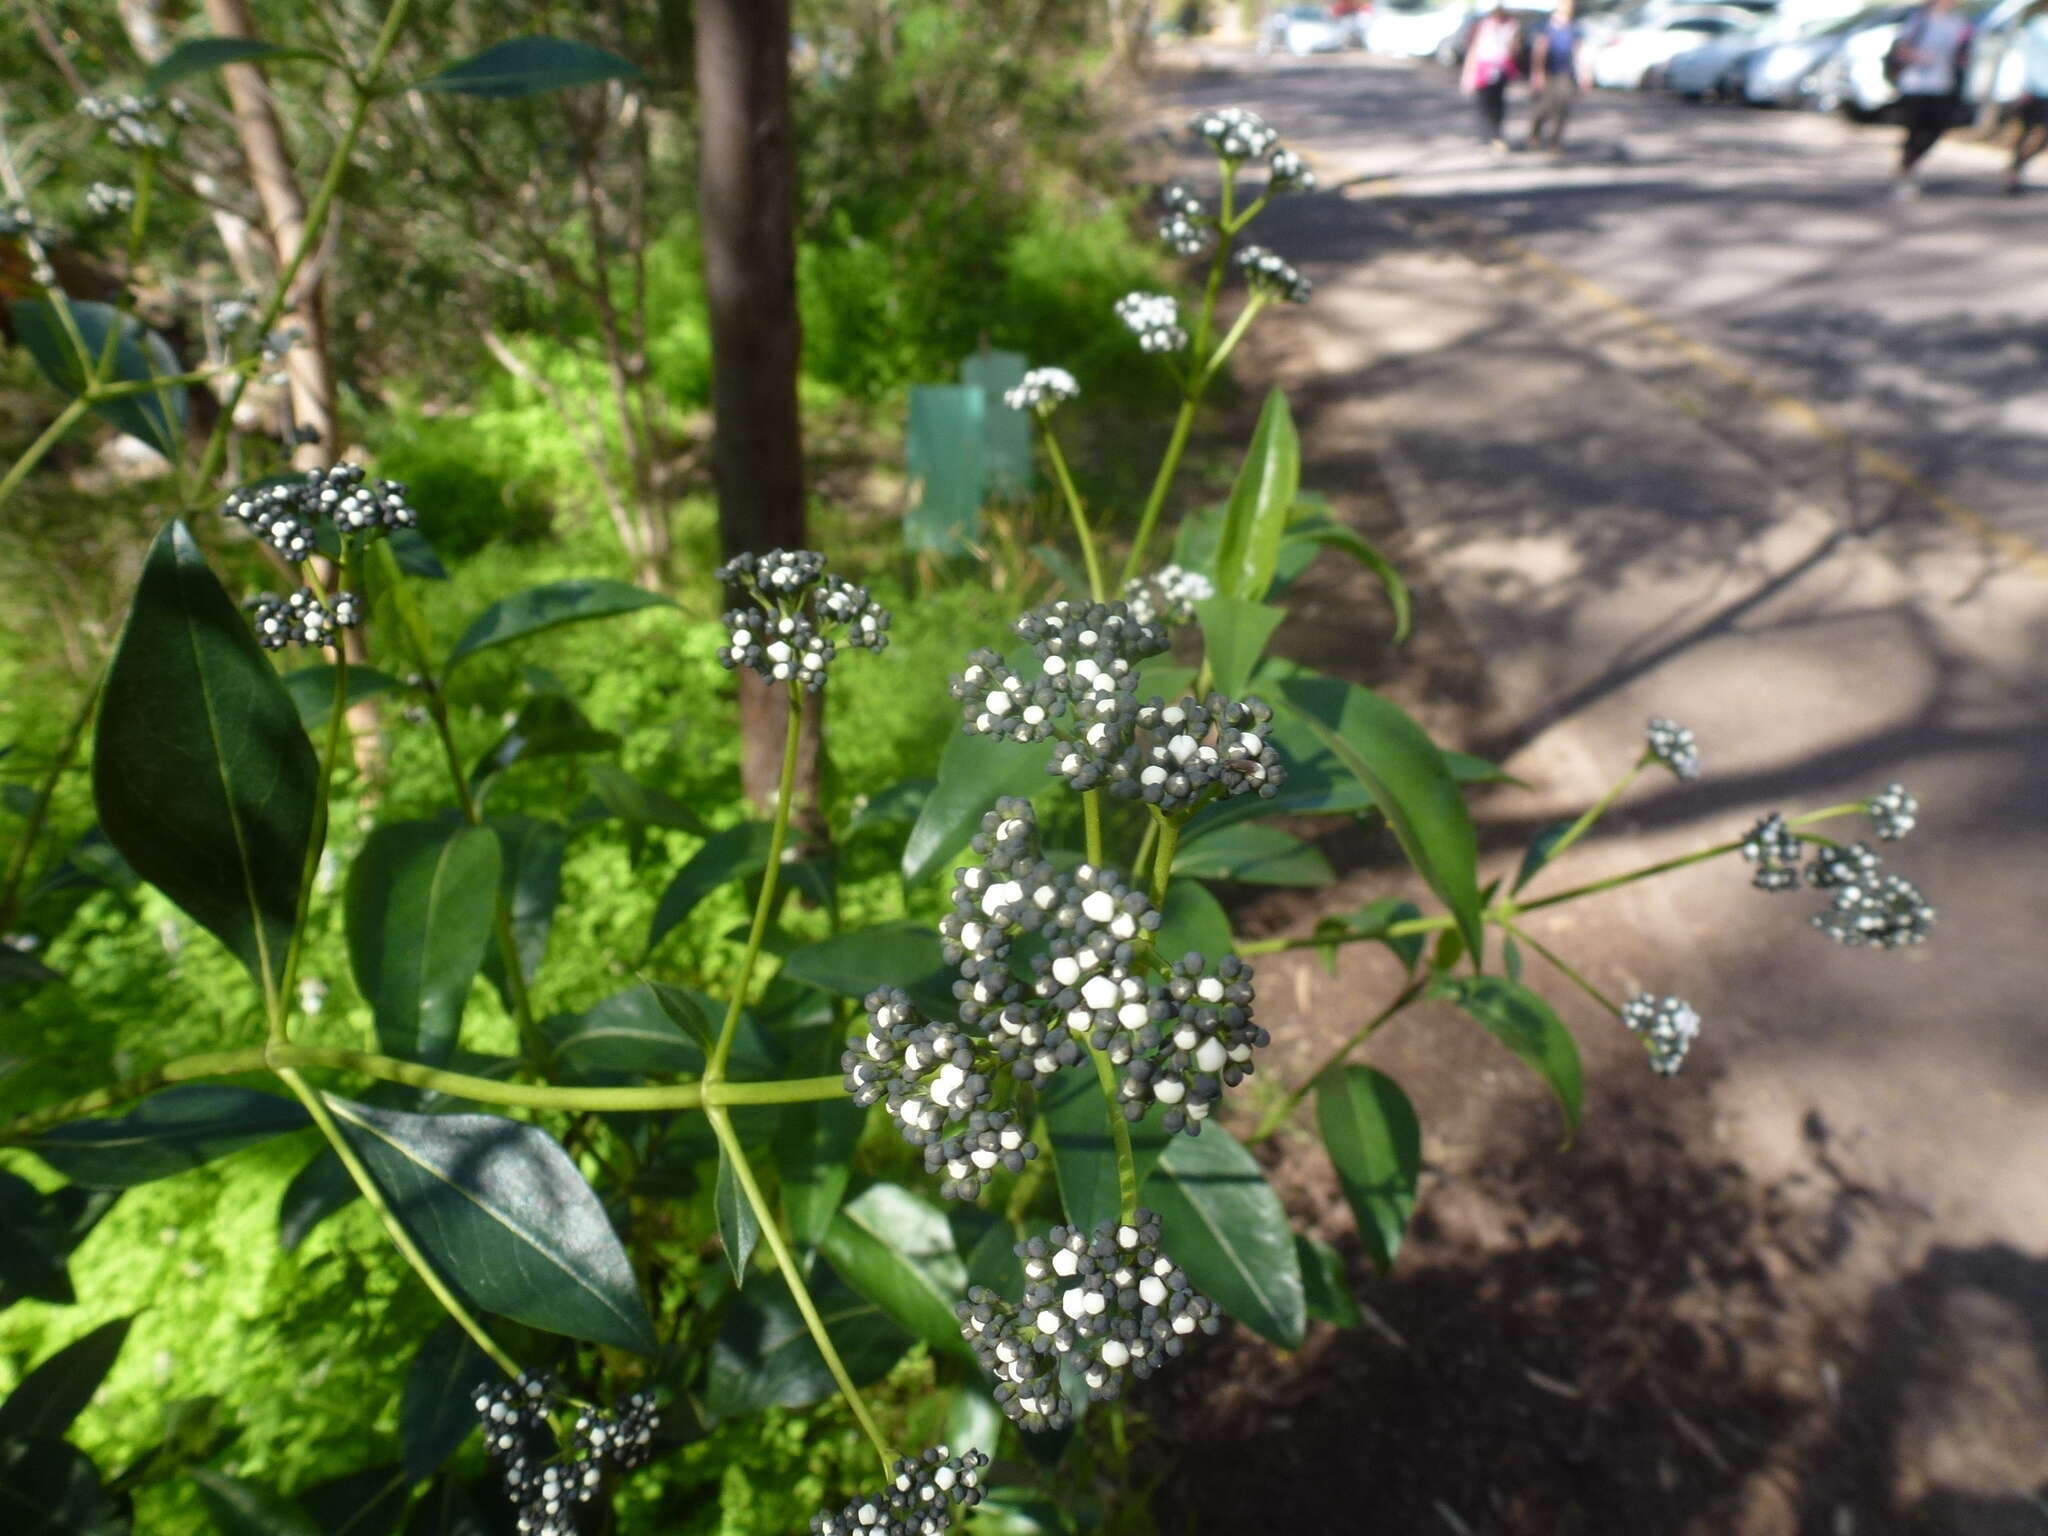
[1366,0,1472,57]
[1260,3,1353,54]
[1743,5,1898,102]
[1964,0,2041,115]
[1592,8,1760,86]
[1665,30,1772,94]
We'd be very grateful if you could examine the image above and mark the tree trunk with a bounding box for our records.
[694,0,818,817]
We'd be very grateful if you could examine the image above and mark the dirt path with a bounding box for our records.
[1139,48,2048,1536]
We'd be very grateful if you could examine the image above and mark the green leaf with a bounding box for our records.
[1193,596,1284,701]
[901,728,1044,886]
[145,37,330,90]
[0,1179,119,1308]
[847,777,935,834]
[1317,1067,1421,1270]
[1278,673,1483,960]
[278,665,403,731]
[480,815,565,1004]
[346,822,501,1067]
[25,1087,308,1188]
[1445,749,1522,787]
[1152,878,1233,961]
[8,298,185,459]
[0,949,61,987]
[585,762,708,838]
[1310,897,1425,973]
[1141,1125,1305,1348]
[471,694,620,784]
[705,1264,909,1418]
[400,1322,502,1482]
[775,1097,864,1255]
[779,922,953,1019]
[1281,514,1411,643]
[1174,823,1332,887]
[0,1440,128,1535]
[192,1470,319,1536]
[1432,976,1582,1142]
[1504,934,1524,983]
[819,1184,973,1361]
[1295,1233,1363,1329]
[324,1097,657,1355]
[0,1318,132,1444]
[1211,388,1301,603]
[643,822,773,958]
[365,541,438,679]
[93,520,319,991]
[414,37,642,98]
[1512,819,1574,896]
[1042,1069,1170,1234]
[715,1143,762,1286]
[299,1464,409,1536]
[444,579,672,671]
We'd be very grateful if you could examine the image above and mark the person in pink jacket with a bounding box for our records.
[1463,3,1527,151]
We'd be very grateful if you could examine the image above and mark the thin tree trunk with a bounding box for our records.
[694,0,818,818]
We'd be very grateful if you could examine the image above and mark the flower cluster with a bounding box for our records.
[1236,244,1312,304]
[952,598,1166,755]
[808,1447,989,1536]
[473,1374,658,1536]
[84,182,134,219]
[77,93,187,151]
[1645,716,1700,782]
[1192,106,1279,162]
[1813,872,1936,950]
[1004,366,1079,412]
[1866,782,1917,842]
[1115,291,1188,354]
[223,464,420,560]
[1739,813,1803,892]
[958,1211,1221,1431]
[715,549,890,692]
[251,586,360,652]
[1108,694,1284,811]
[1121,563,1214,627]
[1268,146,1316,193]
[1741,790,1935,949]
[1159,182,1212,256]
[1621,993,1701,1076]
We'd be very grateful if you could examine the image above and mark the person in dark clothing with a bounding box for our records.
[1888,0,1975,197]
[1530,0,1583,151]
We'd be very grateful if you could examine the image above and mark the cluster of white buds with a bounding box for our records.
[1236,244,1312,304]
[1003,366,1080,412]
[1866,782,1917,842]
[1115,291,1188,354]
[1192,105,1280,162]
[1621,993,1701,1076]
[473,1374,659,1536]
[1121,564,1214,627]
[1645,716,1700,781]
[808,1446,989,1536]
[1267,146,1316,192]
[1813,872,1936,949]
[715,549,890,692]
[1743,803,1935,950]
[250,586,359,652]
[1158,183,1212,256]
[1108,693,1286,812]
[77,93,187,151]
[222,465,419,567]
[84,182,135,219]
[1104,953,1265,1134]
[1805,841,1881,892]
[958,1211,1221,1431]
[1739,813,1803,892]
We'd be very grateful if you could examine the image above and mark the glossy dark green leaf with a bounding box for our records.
[386,529,449,581]
[1211,389,1300,603]
[847,777,934,833]
[1152,878,1233,962]
[9,298,185,459]
[775,1096,864,1254]
[480,815,564,1005]
[324,1097,657,1355]
[279,665,404,731]
[1512,819,1575,896]
[0,1317,132,1444]
[585,762,708,839]
[1174,823,1332,887]
[445,579,671,670]
[400,1323,502,1481]
[542,984,702,1079]
[779,922,953,1019]
[0,950,61,987]
[346,822,501,1067]
[93,520,319,991]
[1310,897,1425,974]
[145,37,330,90]
[901,728,1044,887]
[643,822,773,959]
[471,695,619,784]
[0,1178,118,1308]
[1318,1067,1421,1270]
[192,1470,320,1536]
[1432,976,1582,1142]
[25,1087,308,1188]
[715,1142,762,1286]
[1281,513,1410,643]
[1193,596,1285,702]
[414,37,642,98]
[300,1466,408,1536]
[1278,673,1482,960]
[1042,1069,1170,1234]
[277,1144,359,1254]
[0,1439,128,1535]
[819,1183,973,1361]
[1295,1233,1363,1329]
[705,1264,910,1418]
[400,1475,517,1536]
[365,540,437,679]
[1140,1124,1304,1348]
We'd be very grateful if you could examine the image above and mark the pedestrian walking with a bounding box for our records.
[2006,0,2048,193]
[1886,0,1975,198]
[1530,0,1584,151]
[1463,2,1526,151]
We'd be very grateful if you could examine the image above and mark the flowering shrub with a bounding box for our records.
[0,75,1939,1536]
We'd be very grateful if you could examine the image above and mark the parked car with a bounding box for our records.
[1966,0,2041,125]
[1592,7,1761,86]
[1743,4,1903,102]
[1259,3,1355,54]
[1797,0,1993,115]
[1665,29,1773,95]
[1366,0,1471,57]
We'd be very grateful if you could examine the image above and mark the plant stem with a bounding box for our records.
[708,683,803,1086]
[1041,422,1105,602]
[275,1066,520,1377]
[0,671,101,933]
[0,398,91,511]
[275,549,353,1042]
[1150,812,1181,907]
[706,1106,896,1476]
[1501,921,1618,1018]
[1082,789,1105,868]
[1510,838,1741,914]
[1120,397,1197,592]
[1198,294,1267,389]
[1250,976,1425,1142]
[1086,1041,1140,1225]
[1533,758,1647,874]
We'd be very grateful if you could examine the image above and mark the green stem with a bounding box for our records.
[1086,1041,1140,1225]
[706,1107,896,1475]
[1198,294,1267,389]
[1130,818,1159,884]
[1150,812,1181,907]
[1511,838,1742,915]
[1120,394,1197,592]
[1082,790,1105,868]
[1239,912,1452,958]
[1250,976,1425,1142]
[1501,922,1618,1018]
[275,1066,520,1377]
[0,398,92,512]
[708,683,803,1086]
[0,672,101,933]
[1536,758,1647,872]
[1041,421,1106,602]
